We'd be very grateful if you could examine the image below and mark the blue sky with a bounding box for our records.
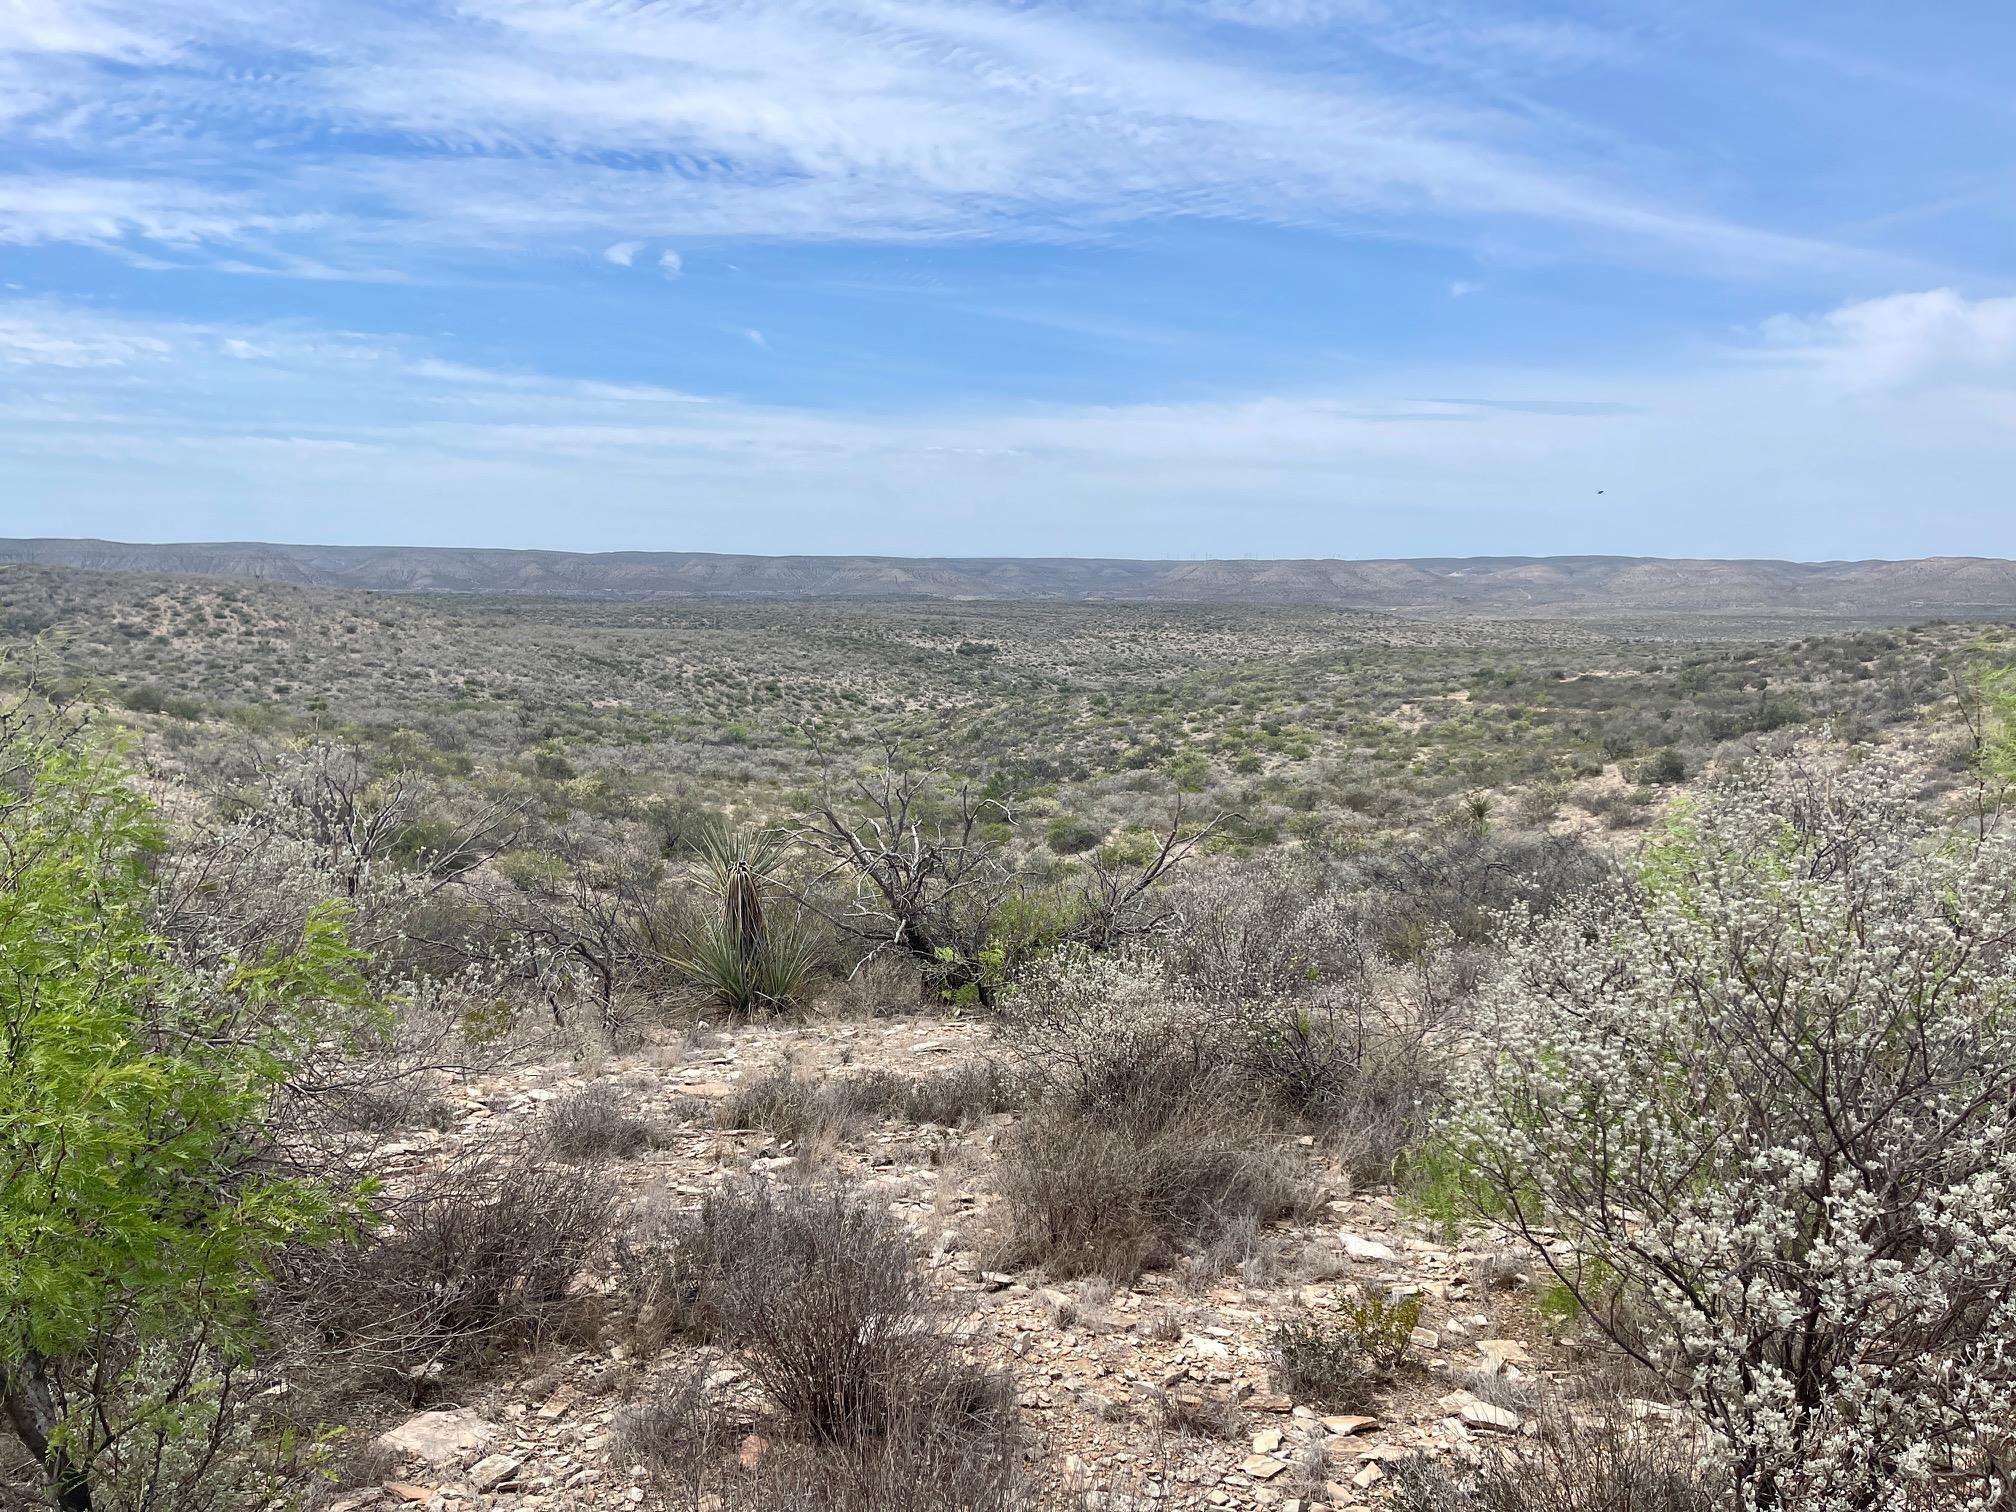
[2,0,2014,559]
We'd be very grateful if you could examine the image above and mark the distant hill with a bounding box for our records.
[5,538,2016,616]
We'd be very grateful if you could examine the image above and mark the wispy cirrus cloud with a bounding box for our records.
[2,2,2004,559]
[0,175,313,247]
[0,0,1907,278]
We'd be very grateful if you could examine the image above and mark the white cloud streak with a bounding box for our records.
[0,0,1900,276]
[5,290,2014,556]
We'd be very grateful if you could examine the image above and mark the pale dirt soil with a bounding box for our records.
[326,1010,1575,1512]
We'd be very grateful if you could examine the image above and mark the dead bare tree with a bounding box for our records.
[1074,791,1228,948]
[792,740,1230,1004]
[501,826,688,1033]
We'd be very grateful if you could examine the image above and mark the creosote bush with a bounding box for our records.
[1448,759,2016,1512]
[1268,1292,1420,1411]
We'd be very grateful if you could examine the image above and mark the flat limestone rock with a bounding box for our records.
[469,1454,521,1492]
[375,1408,494,1466]
[1461,1400,1523,1433]
[1478,1338,1533,1368]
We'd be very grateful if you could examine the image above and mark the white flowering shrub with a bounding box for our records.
[1448,759,2016,1511]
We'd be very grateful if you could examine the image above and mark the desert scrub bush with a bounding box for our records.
[615,1357,1027,1512]
[277,1144,617,1392]
[992,950,1312,1280]
[545,1084,663,1161]
[715,1058,1016,1156]
[1155,852,1371,1000]
[618,1182,1017,1456]
[1446,757,2016,1511]
[1386,1399,1729,1512]
[1233,991,1453,1185]
[1268,1292,1420,1410]
[1044,812,1105,854]
[1024,900,1458,1184]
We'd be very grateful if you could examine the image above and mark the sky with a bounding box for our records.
[1,0,2014,560]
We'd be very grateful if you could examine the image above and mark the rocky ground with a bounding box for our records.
[315,1009,1591,1512]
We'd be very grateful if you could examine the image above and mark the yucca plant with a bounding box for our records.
[675,910,824,1015]
[689,818,791,966]
[674,821,817,1013]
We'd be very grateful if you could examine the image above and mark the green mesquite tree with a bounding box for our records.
[0,700,373,1510]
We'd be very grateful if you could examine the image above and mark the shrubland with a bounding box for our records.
[3,566,2016,1510]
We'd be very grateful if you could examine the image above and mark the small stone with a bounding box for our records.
[1342,1234,1396,1263]
[382,1483,434,1504]
[1461,1401,1523,1433]
[1409,1327,1440,1351]
[1244,1389,1292,1412]
[536,1384,581,1421]
[1243,1454,1289,1480]
[1478,1339,1532,1368]
[1252,1428,1283,1453]
[1321,1415,1378,1437]
[468,1455,520,1492]
[1352,1463,1385,1489]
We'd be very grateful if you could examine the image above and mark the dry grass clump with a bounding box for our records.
[615,1360,1027,1512]
[611,1181,1024,1510]
[545,1084,666,1161]
[989,957,1316,1280]
[1385,1400,1729,1512]
[991,1096,1308,1282]
[1150,1389,1244,1440]
[714,1058,1016,1155]
[277,1144,617,1393]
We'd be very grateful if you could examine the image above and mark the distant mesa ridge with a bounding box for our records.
[4,537,2015,615]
